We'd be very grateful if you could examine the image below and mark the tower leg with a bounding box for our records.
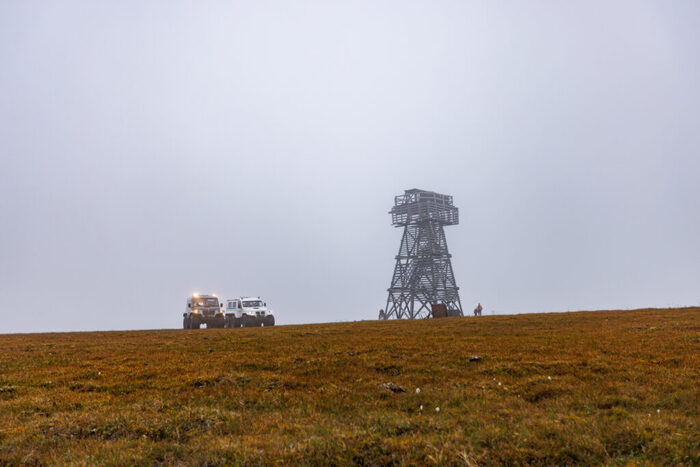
[384,221,462,320]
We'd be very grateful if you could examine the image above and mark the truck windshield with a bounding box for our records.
[194,299,218,307]
[242,300,263,308]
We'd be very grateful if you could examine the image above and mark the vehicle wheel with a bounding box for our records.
[242,315,254,327]
[263,315,275,327]
[183,316,190,329]
[191,318,200,329]
[233,317,242,328]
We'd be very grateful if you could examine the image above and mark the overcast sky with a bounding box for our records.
[1,1,698,333]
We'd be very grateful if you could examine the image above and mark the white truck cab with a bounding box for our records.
[224,297,275,328]
[183,294,225,329]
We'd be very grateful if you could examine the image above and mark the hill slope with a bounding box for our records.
[1,308,698,464]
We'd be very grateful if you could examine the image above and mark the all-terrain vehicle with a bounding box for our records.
[224,297,275,328]
[183,294,225,329]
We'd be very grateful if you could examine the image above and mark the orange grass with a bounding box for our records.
[0,308,698,464]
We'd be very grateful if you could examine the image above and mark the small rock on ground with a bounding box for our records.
[382,382,406,393]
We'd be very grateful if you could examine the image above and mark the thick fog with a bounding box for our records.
[1,2,698,333]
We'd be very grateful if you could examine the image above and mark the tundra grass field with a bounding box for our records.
[1,308,698,465]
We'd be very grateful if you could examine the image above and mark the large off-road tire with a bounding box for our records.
[226,316,240,328]
[191,317,200,329]
[251,316,262,327]
[263,315,275,327]
[242,315,255,328]
[183,316,190,329]
[213,316,225,329]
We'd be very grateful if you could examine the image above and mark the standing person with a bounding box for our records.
[476,303,483,316]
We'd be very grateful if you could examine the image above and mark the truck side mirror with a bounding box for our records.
[264,303,267,306]
[220,303,223,308]
[188,304,191,308]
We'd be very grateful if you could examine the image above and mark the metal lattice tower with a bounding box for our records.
[381,189,463,320]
